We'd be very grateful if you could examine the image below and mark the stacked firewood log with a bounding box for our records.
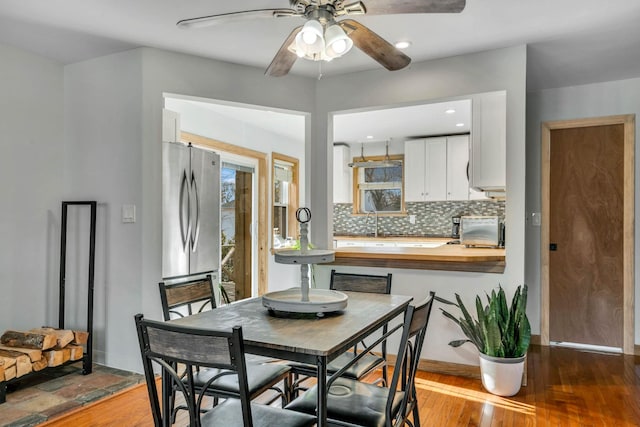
[0,327,88,381]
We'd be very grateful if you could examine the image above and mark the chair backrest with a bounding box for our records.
[158,274,216,321]
[135,314,253,427]
[386,292,435,426]
[329,270,392,294]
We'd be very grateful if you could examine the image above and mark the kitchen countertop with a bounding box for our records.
[331,235,505,273]
[334,235,451,242]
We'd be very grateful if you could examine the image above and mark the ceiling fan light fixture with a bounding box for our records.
[296,19,324,55]
[324,24,353,58]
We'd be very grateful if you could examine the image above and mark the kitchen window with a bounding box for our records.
[272,153,299,247]
[353,155,404,214]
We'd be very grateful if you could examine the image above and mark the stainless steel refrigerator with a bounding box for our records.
[162,142,220,279]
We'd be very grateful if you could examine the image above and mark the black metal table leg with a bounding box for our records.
[0,381,6,404]
[316,355,328,427]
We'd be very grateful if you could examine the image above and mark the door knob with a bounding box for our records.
[549,243,558,251]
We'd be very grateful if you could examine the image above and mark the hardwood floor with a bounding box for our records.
[40,345,640,426]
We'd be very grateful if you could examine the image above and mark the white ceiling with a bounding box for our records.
[1,0,640,91]
[2,1,640,143]
[333,99,471,144]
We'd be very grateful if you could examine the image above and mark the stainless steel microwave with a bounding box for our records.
[460,216,501,248]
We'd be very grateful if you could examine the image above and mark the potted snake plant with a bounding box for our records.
[436,284,530,396]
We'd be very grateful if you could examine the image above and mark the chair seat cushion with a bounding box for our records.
[286,377,405,427]
[327,352,385,379]
[190,362,290,396]
[289,352,384,380]
[202,399,316,427]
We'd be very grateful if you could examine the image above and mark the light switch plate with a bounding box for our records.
[409,215,416,224]
[531,212,541,226]
[122,204,136,223]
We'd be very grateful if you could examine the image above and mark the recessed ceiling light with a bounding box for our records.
[456,123,465,127]
[366,135,373,139]
[394,41,412,49]
[445,108,456,114]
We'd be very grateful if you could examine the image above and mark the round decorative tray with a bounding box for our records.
[274,249,335,265]
[262,288,348,314]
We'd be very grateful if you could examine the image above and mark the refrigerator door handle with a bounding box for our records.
[179,169,190,251]
[190,171,201,252]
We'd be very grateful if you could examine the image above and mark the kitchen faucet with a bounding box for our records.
[366,210,378,238]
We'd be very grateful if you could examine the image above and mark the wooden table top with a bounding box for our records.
[169,291,413,364]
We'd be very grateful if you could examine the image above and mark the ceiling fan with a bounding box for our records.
[177,0,466,77]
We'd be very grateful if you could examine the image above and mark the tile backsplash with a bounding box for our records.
[333,200,506,237]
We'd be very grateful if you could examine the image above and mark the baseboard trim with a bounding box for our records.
[531,334,542,345]
[635,344,640,356]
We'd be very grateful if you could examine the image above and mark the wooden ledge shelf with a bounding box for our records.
[331,245,505,273]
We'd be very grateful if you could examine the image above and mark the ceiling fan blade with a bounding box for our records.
[177,9,300,29]
[339,19,411,71]
[265,27,302,77]
[361,0,466,15]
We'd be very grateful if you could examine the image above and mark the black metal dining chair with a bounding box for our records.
[289,270,392,396]
[135,314,316,427]
[158,276,290,420]
[285,292,435,427]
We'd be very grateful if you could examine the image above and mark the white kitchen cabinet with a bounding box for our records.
[470,91,506,191]
[333,144,352,203]
[405,136,470,201]
[405,137,447,201]
[446,135,470,200]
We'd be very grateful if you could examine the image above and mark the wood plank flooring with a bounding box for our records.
[40,345,640,426]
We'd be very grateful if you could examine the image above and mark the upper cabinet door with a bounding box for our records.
[333,145,352,203]
[405,137,451,201]
[404,139,427,202]
[446,135,470,200]
[470,91,506,191]
[424,137,447,201]
[404,139,426,202]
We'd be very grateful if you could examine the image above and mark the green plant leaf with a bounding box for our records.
[448,339,471,348]
[439,285,531,358]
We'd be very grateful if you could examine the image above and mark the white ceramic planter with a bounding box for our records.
[479,353,526,396]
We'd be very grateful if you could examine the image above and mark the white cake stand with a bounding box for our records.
[262,212,348,316]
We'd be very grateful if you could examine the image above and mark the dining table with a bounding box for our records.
[168,290,413,427]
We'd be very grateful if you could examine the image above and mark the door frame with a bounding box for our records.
[182,131,269,297]
[541,114,635,354]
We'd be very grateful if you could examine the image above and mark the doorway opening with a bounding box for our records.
[221,161,256,302]
[540,114,635,355]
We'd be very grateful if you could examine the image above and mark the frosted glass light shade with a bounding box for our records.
[295,20,324,55]
[324,24,353,58]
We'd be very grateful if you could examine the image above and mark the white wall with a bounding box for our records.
[0,42,64,330]
[164,97,307,293]
[311,45,528,365]
[526,77,640,344]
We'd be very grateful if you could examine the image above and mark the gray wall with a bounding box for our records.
[0,42,64,330]
[526,77,640,343]
[64,49,144,367]
[0,43,528,372]
[61,47,317,371]
[311,45,528,365]
[15,39,637,372]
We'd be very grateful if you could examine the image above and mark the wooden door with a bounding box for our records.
[542,115,635,354]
